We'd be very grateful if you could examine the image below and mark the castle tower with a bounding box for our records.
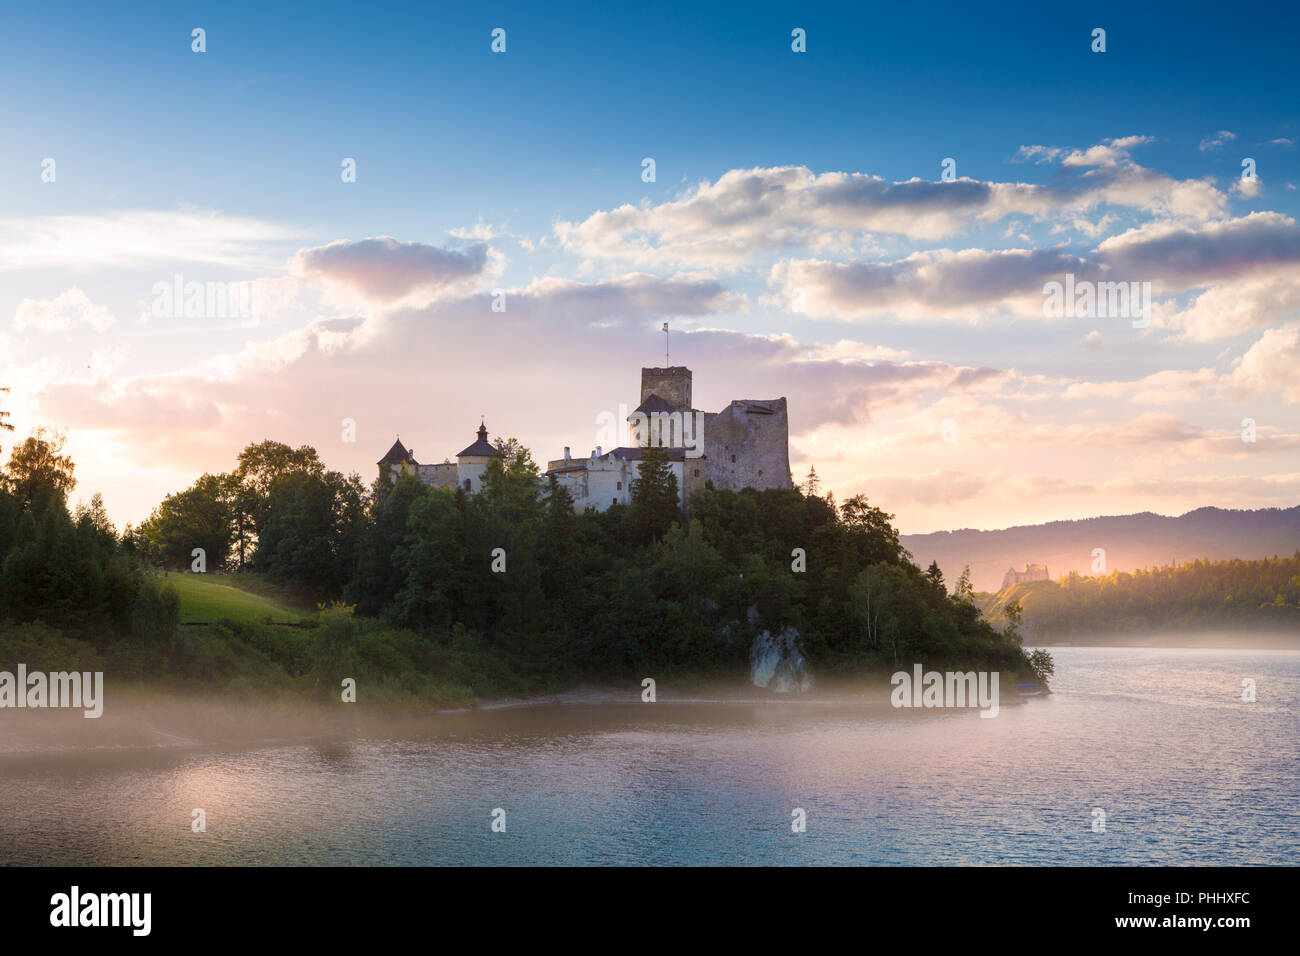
[640,366,692,412]
[378,437,418,484]
[455,421,498,494]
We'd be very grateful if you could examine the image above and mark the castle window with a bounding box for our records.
[693,469,700,477]
[612,497,617,506]
[463,479,471,492]
[617,481,622,490]
[731,455,736,463]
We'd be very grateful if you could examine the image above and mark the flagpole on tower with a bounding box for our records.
[663,322,669,366]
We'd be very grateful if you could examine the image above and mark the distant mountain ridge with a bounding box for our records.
[900,506,1300,593]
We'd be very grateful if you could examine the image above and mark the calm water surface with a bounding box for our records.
[2,646,1297,865]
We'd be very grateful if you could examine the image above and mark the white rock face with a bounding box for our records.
[750,626,814,693]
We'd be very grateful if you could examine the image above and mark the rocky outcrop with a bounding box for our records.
[749,626,814,693]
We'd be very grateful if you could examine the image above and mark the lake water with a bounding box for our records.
[1,646,1297,865]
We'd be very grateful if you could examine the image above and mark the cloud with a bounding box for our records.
[1160,274,1300,342]
[1101,471,1300,499]
[12,139,1298,534]
[1101,213,1300,340]
[678,330,1008,429]
[290,236,490,302]
[851,469,991,506]
[1067,413,1205,445]
[769,212,1300,334]
[1057,135,1156,168]
[30,270,750,465]
[13,288,117,333]
[1229,324,1300,402]
[1061,369,1220,406]
[1199,130,1237,151]
[29,263,1018,497]
[1092,212,1300,284]
[768,247,1086,321]
[555,142,1226,267]
[1232,175,1261,198]
[0,209,299,271]
[447,222,499,241]
[839,469,1095,508]
[481,272,747,324]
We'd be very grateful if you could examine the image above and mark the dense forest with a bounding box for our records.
[978,556,1300,641]
[0,408,1050,703]
[0,423,180,678]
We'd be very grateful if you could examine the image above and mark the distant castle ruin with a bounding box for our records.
[1001,562,1050,590]
[378,365,792,512]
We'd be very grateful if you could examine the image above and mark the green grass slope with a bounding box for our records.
[169,573,310,625]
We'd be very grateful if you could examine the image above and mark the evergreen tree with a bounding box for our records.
[347,474,427,615]
[954,565,975,603]
[629,445,679,545]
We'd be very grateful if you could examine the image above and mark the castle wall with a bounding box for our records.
[702,398,792,493]
[552,467,588,502]
[413,459,491,494]
[583,459,637,510]
[559,455,688,512]
[680,459,708,509]
[417,462,458,490]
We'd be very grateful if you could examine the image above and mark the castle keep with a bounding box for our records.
[549,366,792,511]
[378,366,791,512]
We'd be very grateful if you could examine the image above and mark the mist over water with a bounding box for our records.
[1,646,1296,865]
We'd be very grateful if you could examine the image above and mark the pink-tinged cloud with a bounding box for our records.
[290,236,490,301]
[13,288,117,333]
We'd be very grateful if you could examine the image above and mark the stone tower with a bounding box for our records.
[640,366,692,412]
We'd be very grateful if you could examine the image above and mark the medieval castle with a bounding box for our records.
[1001,562,1050,590]
[378,365,792,511]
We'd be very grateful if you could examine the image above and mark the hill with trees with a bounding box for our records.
[0,411,1050,703]
[902,506,1300,592]
[977,555,1300,646]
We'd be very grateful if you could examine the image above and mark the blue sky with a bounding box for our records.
[2,0,1298,532]
[5,1,1295,222]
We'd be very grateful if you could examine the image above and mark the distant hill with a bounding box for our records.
[900,506,1300,593]
[973,555,1300,648]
